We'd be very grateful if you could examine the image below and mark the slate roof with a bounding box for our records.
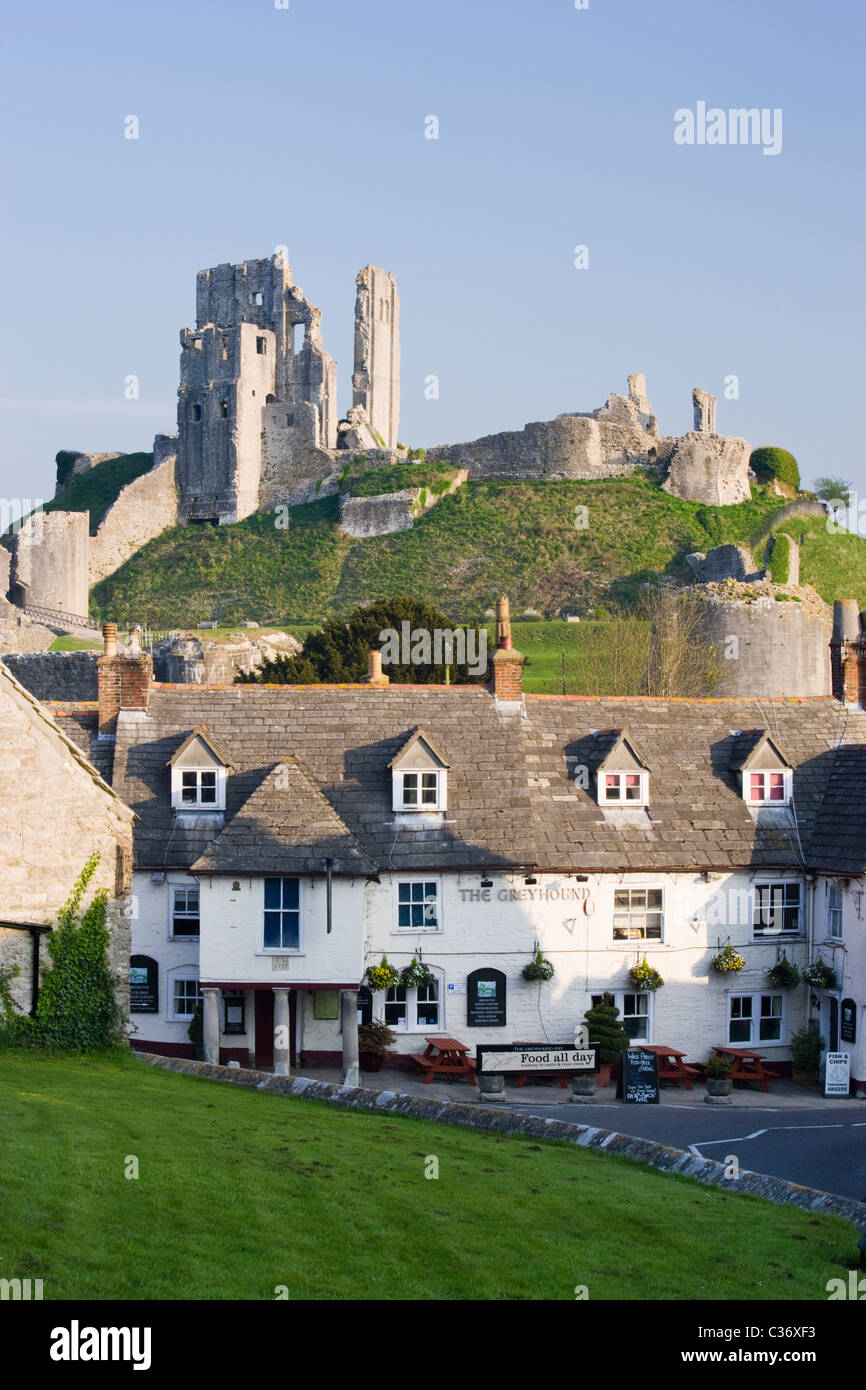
[807,745,866,875]
[103,683,866,875]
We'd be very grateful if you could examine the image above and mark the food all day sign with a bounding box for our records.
[476,1045,598,1074]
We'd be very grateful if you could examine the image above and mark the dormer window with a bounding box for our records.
[168,726,231,813]
[602,772,647,805]
[747,771,790,805]
[593,729,650,809]
[732,731,792,808]
[389,727,450,814]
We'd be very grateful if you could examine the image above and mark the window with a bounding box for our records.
[252,291,264,306]
[746,770,789,805]
[264,877,300,950]
[384,977,441,1031]
[256,336,266,354]
[188,402,201,422]
[172,886,200,937]
[592,991,650,1042]
[400,770,440,809]
[827,884,844,940]
[753,882,801,937]
[613,888,662,941]
[220,400,229,418]
[602,772,647,805]
[172,976,201,1020]
[397,881,439,931]
[180,770,217,807]
[293,323,305,355]
[728,993,784,1045]
[285,412,294,427]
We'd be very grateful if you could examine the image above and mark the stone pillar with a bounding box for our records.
[202,987,220,1065]
[341,989,360,1087]
[273,987,291,1076]
[692,387,717,435]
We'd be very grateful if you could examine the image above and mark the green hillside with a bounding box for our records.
[91,473,866,629]
[44,452,155,535]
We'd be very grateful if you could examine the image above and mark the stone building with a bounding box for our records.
[0,660,134,1018]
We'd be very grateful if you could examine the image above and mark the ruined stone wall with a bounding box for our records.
[696,588,832,697]
[0,597,55,654]
[662,433,751,505]
[352,266,400,450]
[89,446,179,585]
[9,511,90,617]
[2,651,99,701]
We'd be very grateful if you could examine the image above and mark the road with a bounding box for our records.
[505,1099,866,1200]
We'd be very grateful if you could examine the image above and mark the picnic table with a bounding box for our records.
[711,1044,773,1092]
[511,1042,570,1089]
[641,1043,700,1091]
[409,1036,477,1086]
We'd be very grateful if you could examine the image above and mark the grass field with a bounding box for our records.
[48,636,102,652]
[0,1052,854,1300]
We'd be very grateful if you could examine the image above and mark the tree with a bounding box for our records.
[637,584,723,697]
[583,993,630,1065]
[238,597,488,684]
[749,447,800,494]
[812,475,853,507]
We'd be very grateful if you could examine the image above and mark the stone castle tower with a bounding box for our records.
[175,253,400,524]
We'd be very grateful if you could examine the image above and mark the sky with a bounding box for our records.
[1,0,864,514]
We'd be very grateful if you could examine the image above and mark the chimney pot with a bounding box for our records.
[102,622,118,659]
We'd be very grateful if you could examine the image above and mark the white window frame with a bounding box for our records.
[600,771,648,807]
[171,765,226,811]
[612,887,663,942]
[743,768,791,807]
[167,967,201,1022]
[591,990,652,1043]
[378,968,445,1034]
[727,991,786,1047]
[752,881,802,939]
[393,879,442,933]
[261,876,303,954]
[826,883,844,941]
[393,768,446,812]
[169,883,200,940]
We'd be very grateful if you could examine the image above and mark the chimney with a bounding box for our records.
[830,600,865,706]
[361,648,389,686]
[98,621,152,736]
[490,596,524,705]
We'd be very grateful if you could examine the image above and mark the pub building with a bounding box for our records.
[52,606,866,1091]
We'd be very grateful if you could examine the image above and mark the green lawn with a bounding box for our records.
[48,636,102,652]
[0,1053,853,1300]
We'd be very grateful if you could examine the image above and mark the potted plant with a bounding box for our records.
[766,953,801,989]
[628,957,664,992]
[711,941,745,974]
[703,1052,733,1097]
[358,1018,397,1073]
[789,1021,826,1087]
[400,957,435,989]
[187,1000,204,1061]
[365,956,401,991]
[583,992,630,1086]
[522,950,554,982]
[802,960,838,991]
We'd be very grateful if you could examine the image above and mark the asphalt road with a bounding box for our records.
[506,1100,866,1201]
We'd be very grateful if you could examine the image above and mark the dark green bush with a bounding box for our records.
[768,532,792,584]
[750,447,800,494]
[583,992,630,1064]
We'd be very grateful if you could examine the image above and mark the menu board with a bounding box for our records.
[621,1048,659,1104]
[129,955,158,1013]
[467,969,506,1027]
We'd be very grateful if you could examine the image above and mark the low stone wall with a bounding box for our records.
[339,490,416,538]
[751,499,828,543]
[136,1053,866,1229]
[1,650,99,701]
[0,597,55,654]
[89,450,179,586]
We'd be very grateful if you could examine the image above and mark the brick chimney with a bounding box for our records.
[361,648,389,686]
[490,595,524,705]
[98,621,152,736]
[830,600,866,706]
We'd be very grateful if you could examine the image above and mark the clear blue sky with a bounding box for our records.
[1,0,863,511]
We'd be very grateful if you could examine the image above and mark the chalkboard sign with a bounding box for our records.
[467,968,506,1027]
[841,999,857,1045]
[129,955,158,1013]
[621,1048,659,1104]
[356,986,373,1027]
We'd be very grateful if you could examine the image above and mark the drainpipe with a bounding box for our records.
[807,874,817,1019]
[323,858,333,934]
[0,922,52,1016]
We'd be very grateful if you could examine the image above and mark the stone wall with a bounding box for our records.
[352,265,400,451]
[686,544,762,584]
[2,650,99,701]
[338,472,466,538]
[0,662,134,1017]
[89,446,179,586]
[696,585,832,697]
[663,433,751,505]
[0,597,55,654]
[153,630,301,684]
[9,510,90,618]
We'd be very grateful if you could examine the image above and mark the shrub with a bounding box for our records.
[583,993,630,1065]
[358,1019,397,1056]
[187,1000,203,1047]
[789,1022,825,1072]
[750,447,800,494]
[704,1053,734,1079]
[767,532,793,584]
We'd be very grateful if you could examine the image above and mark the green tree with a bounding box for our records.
[238,597,488,684]
[749,447,800,494]
[583,993,630,1065]
[812,475,853,507]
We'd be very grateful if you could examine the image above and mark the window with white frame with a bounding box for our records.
[728,992,785,1045]
[384,974,442,1031]
[612,888,663,941]
[753,882,801,937]
[263,877,300,950]
[745,770,790,805]
[396,880,440,932]
[171,886,200,937]
[171,975,202,1020]
[601,772,647,806]
[398,770,442,810]
[592,991,650,1041]
[827,883,844,940]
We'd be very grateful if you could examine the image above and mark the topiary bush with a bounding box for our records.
[583,992,630,1065]
[750,447,800,494]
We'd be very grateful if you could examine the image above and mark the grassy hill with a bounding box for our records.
[91,471,866,630]
[37,452,156,536]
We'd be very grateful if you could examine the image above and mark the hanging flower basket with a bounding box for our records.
[711,941,746,974]
[522,950,554,982]
[399,957,436,989]
[365,956,401,991]
[766,953,801,989]
[628,957,664,992]
[802,959,838,991]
